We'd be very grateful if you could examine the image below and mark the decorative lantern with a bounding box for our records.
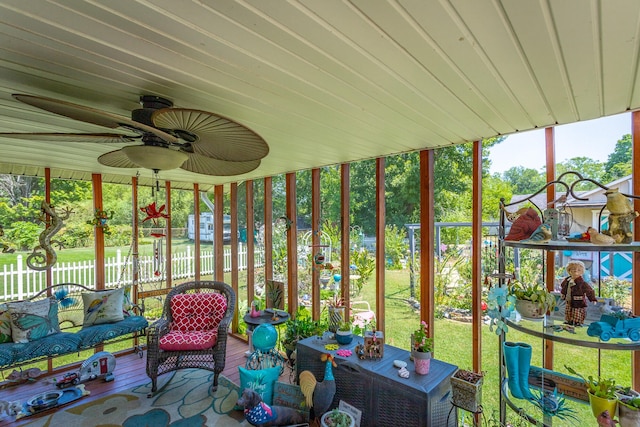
[558,205,572,237]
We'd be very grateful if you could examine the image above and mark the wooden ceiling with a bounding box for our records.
[0,0,639,190]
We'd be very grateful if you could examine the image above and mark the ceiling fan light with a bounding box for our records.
[122,145,188,170]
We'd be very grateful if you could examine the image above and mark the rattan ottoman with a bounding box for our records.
[296,336,457,426]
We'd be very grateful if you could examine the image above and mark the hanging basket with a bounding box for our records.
[450,369,484,413]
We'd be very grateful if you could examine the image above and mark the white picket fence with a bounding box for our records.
[0,244,263,301]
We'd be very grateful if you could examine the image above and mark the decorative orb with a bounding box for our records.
[252,324,277,352]
[333,274,341,282]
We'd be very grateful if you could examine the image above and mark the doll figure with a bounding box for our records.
[560,260,597,326]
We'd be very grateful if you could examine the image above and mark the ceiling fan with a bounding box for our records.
[0,94,269,176]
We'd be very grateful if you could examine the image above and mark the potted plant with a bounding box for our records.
[450,368,484,413]
[509,281,556,319]
[320,408,355,427]
[411,320,433,375]
[616,386,640,427]
[281,307,323,359]
[565,365,617,419]
[335,321,353,345]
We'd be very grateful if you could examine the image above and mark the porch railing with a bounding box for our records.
[0,243,263,302]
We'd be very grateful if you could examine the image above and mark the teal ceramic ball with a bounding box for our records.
[252,324,277,351]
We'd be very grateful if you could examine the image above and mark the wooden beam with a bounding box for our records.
[375,158,385,332]
[544,127,556,370]
[632,111,640,390]
[193,184,201,281]
[230,183,239,333]
[131,175,139,302]
[45,169,52,290]
[165,181,172,287]
[246,181,255,303]
[341,164,351,318]
[264,177,273,281]
[215,185,224,281]
[472,142,483,373]
[92,173,105,289]
[286,173,298,315]
[420,151,435,346]
[311,168,321,320]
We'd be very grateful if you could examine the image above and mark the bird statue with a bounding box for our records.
[521,223,552,243]
[299,353,337,421]
[596,409,619,427]
[605,188,634,215]
[86,295,109,315]
[587,227,616,246]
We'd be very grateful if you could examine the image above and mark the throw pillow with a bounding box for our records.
[8,298,60,343]
[239,366,281,406]
[82,288,124,326]
[0,303,11,343]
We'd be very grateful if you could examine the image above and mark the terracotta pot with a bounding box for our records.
[412,350,431,375]
[588,391,617,419]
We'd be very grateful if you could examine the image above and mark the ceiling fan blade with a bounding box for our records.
[181,152,260,176]
[152,108,269,162]
[97,149,139,168]
[13,94,179,144]
[0,133,136,143]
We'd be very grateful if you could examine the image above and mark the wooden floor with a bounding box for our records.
[0,335,251,426]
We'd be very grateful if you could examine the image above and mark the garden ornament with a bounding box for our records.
[26,201,73,271]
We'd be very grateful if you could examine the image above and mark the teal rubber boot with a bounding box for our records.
[517,342,534,400]
[503,341,524,399]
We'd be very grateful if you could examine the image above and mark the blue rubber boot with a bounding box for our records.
[503,341,524,399]
[517,342,534,400]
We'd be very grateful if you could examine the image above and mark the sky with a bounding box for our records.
[489,112,632,175]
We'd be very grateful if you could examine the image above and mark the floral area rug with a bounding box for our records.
[23,369,249,427]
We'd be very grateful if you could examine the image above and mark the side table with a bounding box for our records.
[242,310,290,356]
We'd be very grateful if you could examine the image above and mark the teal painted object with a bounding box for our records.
[503,342,524,399]
[517,342,534,400]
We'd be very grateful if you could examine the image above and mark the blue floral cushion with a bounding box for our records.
[9,332,81,365]
[77,315,148,349]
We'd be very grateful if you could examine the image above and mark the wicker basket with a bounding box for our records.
[450,370,483,413]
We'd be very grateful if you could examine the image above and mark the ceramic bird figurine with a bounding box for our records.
[521,223,552,243]
[587,227,616,245]
[299,353,337,420]
[596,409,618,427]
[605,188,634,214]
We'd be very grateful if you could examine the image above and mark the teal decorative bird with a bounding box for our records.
[522,223,552,243]
[299,353,337,420]
[86,295,109,315]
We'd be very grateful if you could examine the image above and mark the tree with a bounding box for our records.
[501,166,545,194]
[604,134,632,182]
[556,157,605,189]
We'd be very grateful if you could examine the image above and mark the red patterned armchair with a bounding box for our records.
[146,280,235,396]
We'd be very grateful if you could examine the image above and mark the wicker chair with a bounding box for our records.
[146,280,235,396]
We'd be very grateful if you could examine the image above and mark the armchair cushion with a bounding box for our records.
[169,293,227,332]
[159,330,218,351]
